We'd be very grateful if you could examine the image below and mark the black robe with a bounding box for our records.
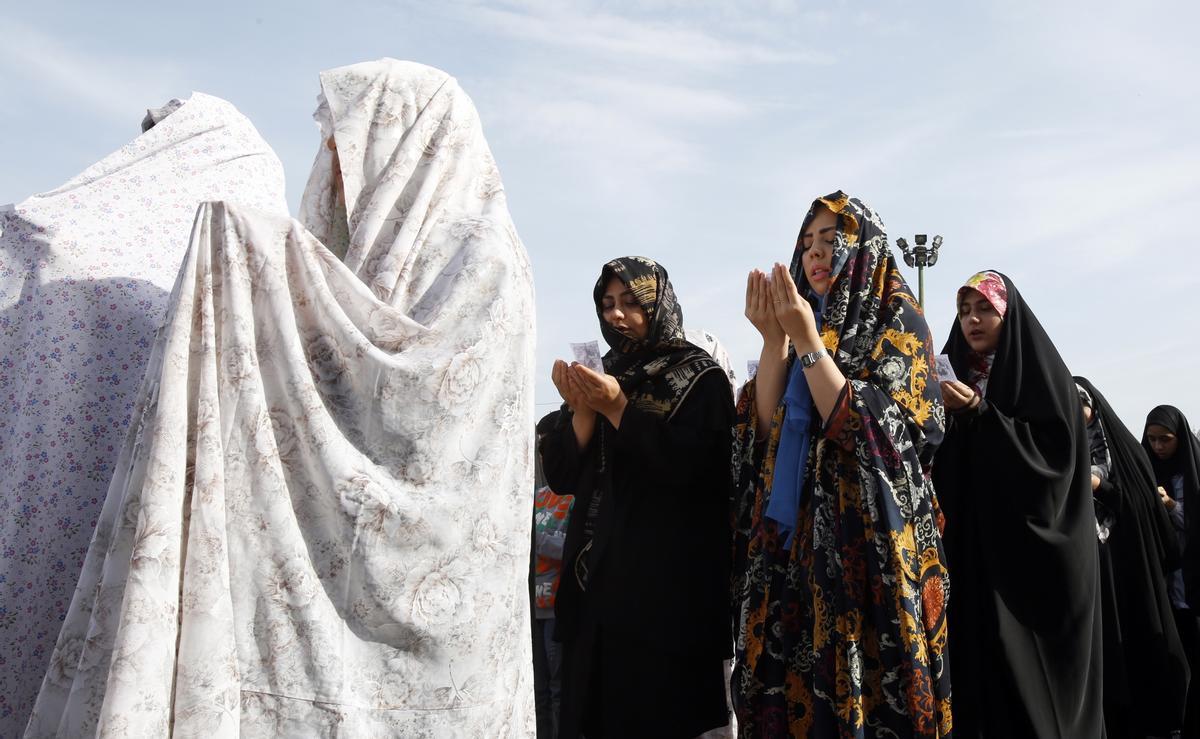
[931,273,1104,738]
[1142,405,1200,738]
[1076,377,1189,737]
[1142,405,1200,610]
[541,368,734,738]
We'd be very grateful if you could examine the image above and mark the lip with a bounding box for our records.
[810,267,830,281]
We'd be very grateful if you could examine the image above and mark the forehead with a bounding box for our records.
[1146,424,1176,437]
[803,206,837,234]
[601,277,634,300]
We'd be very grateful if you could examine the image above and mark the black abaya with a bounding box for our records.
[932,273,1104,738]
[1077,377,1189,737]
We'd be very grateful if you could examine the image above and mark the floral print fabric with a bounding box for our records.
[0,94,287,737]
[24,59,536,737]
[956,270,1008,317]
[730,192,951,737]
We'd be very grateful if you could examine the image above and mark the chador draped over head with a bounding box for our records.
[0,94,287,737]
[26,59,537,737]
[932,272,1103,737]
[1076,378,1189,737]
[730,192,950,737]
[1143,405,1200,609]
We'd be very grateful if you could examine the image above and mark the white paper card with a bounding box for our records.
[935,354,958,383]
[570,341,605,374]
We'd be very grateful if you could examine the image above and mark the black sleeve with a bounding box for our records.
[538,410,591,495]
[1093,476,1121,513]
[611,369,735,489]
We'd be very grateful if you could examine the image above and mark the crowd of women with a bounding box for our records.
[538,192,1197,737]
[0,55,1195,739]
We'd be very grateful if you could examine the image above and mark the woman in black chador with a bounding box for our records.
[1076,379,1189,738]
[931,271,1103,737]
[539,256,734,738]
[1143,405,1200,737]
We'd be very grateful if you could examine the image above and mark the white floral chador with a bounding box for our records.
[25,60,536,737]
[0,94,287,738]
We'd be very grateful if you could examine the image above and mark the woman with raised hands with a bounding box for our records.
[731,192,950,737]
[932,271,1103,737]
[540,256,735,738]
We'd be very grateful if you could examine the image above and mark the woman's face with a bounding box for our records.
[600,276,649,341]
[958,289,1003,353]
[1145,423,1179,460]
[800,206,837,297]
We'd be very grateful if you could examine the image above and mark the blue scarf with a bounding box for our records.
[766,302,824,550]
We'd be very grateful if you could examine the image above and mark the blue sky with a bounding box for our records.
[3,0,1198,429]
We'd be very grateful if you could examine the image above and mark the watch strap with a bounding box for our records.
[799,348,827,368]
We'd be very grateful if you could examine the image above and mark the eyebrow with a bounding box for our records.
[803,226,836,239]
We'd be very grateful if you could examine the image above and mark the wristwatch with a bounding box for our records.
[799,348,827,369]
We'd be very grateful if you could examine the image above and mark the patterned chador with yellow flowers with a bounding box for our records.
[730,193,953,737]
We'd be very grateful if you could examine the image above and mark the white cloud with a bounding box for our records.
[447,1,833,67]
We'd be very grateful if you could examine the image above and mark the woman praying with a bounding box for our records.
[730,192,950,737]
[540,256,735,738]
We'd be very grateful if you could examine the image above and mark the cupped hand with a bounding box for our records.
[552,359,592,414]
[568,364,626,420]
[745,270,785,345]
[770,263,820,351]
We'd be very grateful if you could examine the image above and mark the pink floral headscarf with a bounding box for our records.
[957,270,1008,317]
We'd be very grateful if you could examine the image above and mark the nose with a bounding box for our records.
[608,306,624,321]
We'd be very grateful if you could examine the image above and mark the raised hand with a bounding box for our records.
[552,359,591,414]
[569,364,627,425]
[745,269,785,345]
[770,263,821,353]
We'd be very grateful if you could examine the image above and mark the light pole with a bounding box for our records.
[896,234,943,310]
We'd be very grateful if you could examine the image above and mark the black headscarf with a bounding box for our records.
[592,256,718,420]
[1142,404,1200,609]
[1077,378,1189,734]
[933,271,1103,737]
